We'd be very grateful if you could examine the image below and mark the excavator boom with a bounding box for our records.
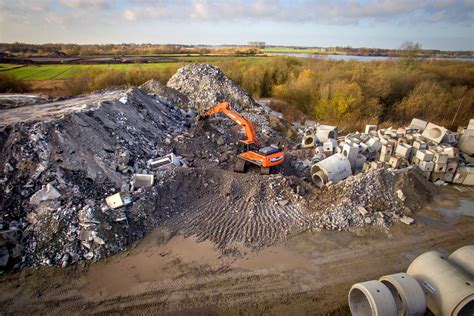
[200,102,258,145]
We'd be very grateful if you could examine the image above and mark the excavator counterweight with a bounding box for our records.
[197,102,284,174]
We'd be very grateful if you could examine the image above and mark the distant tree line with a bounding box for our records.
[0,43,264,57]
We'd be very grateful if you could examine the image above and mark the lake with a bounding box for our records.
[268,52,474,62]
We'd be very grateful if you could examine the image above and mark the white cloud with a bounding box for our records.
[59,0,110,9]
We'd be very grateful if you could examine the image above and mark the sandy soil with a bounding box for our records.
[0,186,473,315]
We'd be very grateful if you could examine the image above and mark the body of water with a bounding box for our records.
[268,52,474,62]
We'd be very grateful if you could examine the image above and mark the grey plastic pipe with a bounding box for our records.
[407,250,474,316]
[348,280,397,316]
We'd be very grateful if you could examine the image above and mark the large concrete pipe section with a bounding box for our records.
[348,280,397,316]
[379,273,426,316]
[449,245,474,276]
[407,251,474,316]
[310,153,352,188]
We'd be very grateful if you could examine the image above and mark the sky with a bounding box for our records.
[0,0,473,51]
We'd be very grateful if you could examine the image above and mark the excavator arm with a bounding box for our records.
[199,102,259,145]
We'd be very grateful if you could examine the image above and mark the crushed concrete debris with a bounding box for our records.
[167,64,258,111]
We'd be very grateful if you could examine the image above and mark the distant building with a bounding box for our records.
[248,42,266,49]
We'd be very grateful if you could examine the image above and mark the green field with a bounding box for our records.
[0,56,267,81]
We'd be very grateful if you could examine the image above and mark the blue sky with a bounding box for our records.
[0,0,473,50]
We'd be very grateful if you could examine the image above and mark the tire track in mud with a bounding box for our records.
[166,193,312,249]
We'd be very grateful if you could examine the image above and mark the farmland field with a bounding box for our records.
[0,56,266,81]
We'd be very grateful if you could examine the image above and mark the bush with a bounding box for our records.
[0,73,30,93]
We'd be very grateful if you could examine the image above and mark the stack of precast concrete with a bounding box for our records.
[302,119,474,188]
[348,245,474,316]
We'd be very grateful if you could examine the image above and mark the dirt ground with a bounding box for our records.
[0,185,473,315]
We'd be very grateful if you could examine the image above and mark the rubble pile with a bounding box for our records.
[309,168,410,230]
[167,64,258,111]
[0,94,49,110]
[0,87,191,270]
[139,79,190,109]
[302,118,474,188]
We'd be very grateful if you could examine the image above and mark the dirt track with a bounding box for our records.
[1,187,473,315]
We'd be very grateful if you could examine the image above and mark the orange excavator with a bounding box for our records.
[196,102,284,175]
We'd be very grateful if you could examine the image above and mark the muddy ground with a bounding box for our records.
[0,186,473,315]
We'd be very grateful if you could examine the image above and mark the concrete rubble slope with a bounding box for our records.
[167,63,258,111]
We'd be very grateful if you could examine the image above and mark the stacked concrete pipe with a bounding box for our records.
[310,153,352,188]
[407,249,474,316]
[348,273,425,316]
[348,245,474,315]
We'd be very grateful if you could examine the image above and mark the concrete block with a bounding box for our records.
[446,161,458,174]
[409,118,428,131]
[323,139,338,153]
[389,156,402,169]
[434,163,447,173]
[366,138,382,152]
[133,174,154,188]
[342,143,359,162]
[442,146,459,160]
[362,162,371,172]
[432,152,448,164]
[421,171,431,180]
[421,122,447,144]
[468,119,474,130]
[415,150,433,162]
[364,125,377,134]
[430,172,445,182]
[413,140,428,150]
[302,134,316,148]
[443,172,454,183]
[149,153,182,169]
[453,166,474,185]
[316,125,338,142]
[395,143,412,159]
[418,161,434,172]
[105,192,132,209]
[370,161,384,170]
[315,145,325,155]
[458,129,474,155]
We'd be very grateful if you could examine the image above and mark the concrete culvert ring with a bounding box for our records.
[312,170,327,188]
[348,280,397,316]
[379,273,426,316]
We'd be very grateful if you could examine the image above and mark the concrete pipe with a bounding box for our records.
[379,273,426,316]
[348,280,397,316]
[407,250,474,316]
[449,245,474,276]
[310,153,352,188]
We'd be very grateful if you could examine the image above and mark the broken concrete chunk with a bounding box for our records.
[148,153,183,170]
[133,174,154,188]
[458,129,474,155]
[278,199,289,206]
[29,183,61,205]
[105,192,132,209]
[357,206,368,216]
[401,215,415,225]
[396,189,406,202]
